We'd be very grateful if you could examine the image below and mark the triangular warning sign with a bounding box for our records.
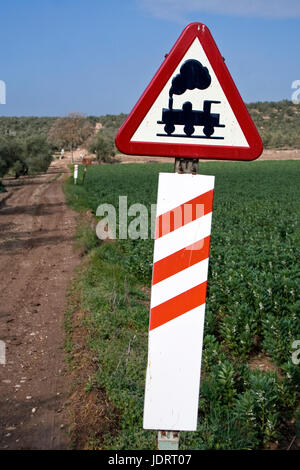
[116,23,263,161]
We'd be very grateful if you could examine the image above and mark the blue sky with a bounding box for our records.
[0,0,299,116]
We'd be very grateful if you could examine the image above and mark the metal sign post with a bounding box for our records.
[174,157,198,175]
[157,431,180,450]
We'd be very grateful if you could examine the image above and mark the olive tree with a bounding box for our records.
[89,132,115,163]
[47,112,93,162]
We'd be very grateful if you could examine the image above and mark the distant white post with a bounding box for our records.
[74,164,78,184]
[0,80,6,104]
[0,340,6,365]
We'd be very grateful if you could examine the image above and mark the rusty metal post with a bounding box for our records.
[82,165,87,184]
[174,157,199,174]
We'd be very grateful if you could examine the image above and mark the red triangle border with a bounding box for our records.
[115,23,263,161]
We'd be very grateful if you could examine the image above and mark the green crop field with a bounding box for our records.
[64,160,300,450]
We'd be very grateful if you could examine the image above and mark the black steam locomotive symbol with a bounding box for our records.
[157,59,225,139]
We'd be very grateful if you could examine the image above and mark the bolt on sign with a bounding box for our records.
[116,22,263,161]
[115,23,263,432]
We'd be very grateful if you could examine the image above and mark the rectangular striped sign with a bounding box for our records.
[143,172,215,431]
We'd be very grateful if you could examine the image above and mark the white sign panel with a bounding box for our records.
[143,173,215,431]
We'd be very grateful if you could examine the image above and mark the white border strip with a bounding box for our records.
[153,212,212,262]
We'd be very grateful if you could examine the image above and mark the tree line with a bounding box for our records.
[0,135,53,185]
[1,100,299,188]
[0,112,119,189]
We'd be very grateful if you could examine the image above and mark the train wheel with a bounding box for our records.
[164,123,175,135]
[203,125,214,137]
[184,124,195,136]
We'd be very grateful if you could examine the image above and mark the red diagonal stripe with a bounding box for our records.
[156,189,214,239]
[152,236,210,285]
[150,281,207,330]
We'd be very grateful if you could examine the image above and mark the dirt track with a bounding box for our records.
[0,159,79,449]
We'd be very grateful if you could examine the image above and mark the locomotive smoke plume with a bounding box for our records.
[169,59,211,109]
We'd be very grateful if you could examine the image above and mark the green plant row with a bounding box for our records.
[64,160,300,449]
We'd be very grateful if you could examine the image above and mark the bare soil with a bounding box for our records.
[115,148,300,164]
[0,158,80,449]
[64,299,119,450]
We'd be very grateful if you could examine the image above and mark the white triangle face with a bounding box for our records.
[131,38,249,148]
